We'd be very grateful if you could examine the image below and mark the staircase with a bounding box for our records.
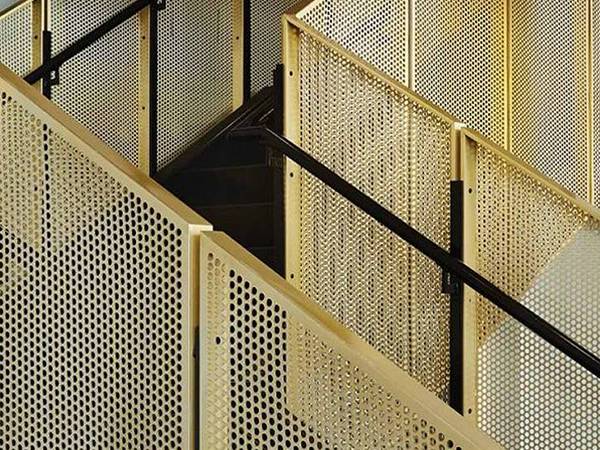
[1,1,599,449]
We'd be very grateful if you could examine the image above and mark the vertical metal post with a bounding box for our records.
[448,180,464,414]
[243,0,251,102]
[271,64,286,277]
[148,0,161,177]
[41,29,53,98]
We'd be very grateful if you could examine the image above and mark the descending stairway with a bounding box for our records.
[1,1,600,449]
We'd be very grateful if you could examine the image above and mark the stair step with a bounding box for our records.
[195,139,268,169]
[169,165,274,206]
[195,203,274,248]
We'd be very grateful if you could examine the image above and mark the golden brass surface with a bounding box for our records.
[284,13,462,402]
[0,64,211,449]
[199,231,503,450]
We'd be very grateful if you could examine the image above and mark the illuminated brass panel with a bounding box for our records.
[510,0,590,200]
[284,15,460,401]
[0,1,33,76]
[462,129,600,449]
[199,231,503,450]
[414,0,507,148]
[0,64,211,449]
[157,0,239,170]
[297,0,409,84]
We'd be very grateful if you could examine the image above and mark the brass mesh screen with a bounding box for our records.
[470,137,600,448]
[0,72,197,449]
[413,0,506,148]
[594,0,600,207]
[0,3,33,76]
[295,30,453,400]
[298,0,409,84]
[510,0,589,199]
[200,232,501,450]
[250,0,300,94]
[157,0,235,170]
[51,14,142,166]
[49,0,138,55]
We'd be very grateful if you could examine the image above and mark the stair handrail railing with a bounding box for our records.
[228,124,600,381]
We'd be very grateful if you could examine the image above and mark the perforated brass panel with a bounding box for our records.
[157,0,236,170]
[49,0,138,55]
[199,232,503,450]
[290,25,456,400]
[0,2,33,76]
[464,131,600,449]
[510,0,589,199]
[250,0,300,94]
[297,0,408,84]
[0,65,208,449]
[594,0,600,207]
[51,14,142,166]
[414,0,506,148]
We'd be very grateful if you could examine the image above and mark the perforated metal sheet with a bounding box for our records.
[0,2,33,76]
[511,0,589,200]
[200,232,503,450]
[51,14,142,166]
[0,68,202,449]
[157,0,235,170]
[250,0,300,94]
[594,0,600,207]
[298,0,409,85]
[49,0,138,55]
[414,0,506,148]
[293,29,454,400]
[468,136,600,449]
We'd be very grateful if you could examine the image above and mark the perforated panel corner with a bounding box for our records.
[51,13,141,166]
[298,0,409,85]
[471,138,599,449]
[0,80,194,449]
[200,233,500,450]
[250,0,300,94]
[295,30,453,400]
[0,3,33,76]
[157,0,235,170]
[414,0,506,148]
[511,0,589,200]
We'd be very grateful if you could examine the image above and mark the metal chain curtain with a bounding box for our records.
[300,0,600,207]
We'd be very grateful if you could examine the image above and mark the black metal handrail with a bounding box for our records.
[229,125,600,381]
[22,0,160,175]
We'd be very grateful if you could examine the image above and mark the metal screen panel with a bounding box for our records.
[297,0,409,85]
[157,0,236,170]
[199,231,503,450]
[464,131,600,449]
[250,0,300,94]
[289,23,457,401]
[51,14,142,166]
[510,0,589,200]
[594,0,600,207]
[0,2,33,76]
[414,0,506,148]
[49,0,138,55]
[0,65,209,449]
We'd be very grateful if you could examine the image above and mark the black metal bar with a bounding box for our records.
[271,64,285,276]
[243,0,252,102]
[448,180,464,414]
[148,1,159,177]
[229,125,600,380]
[25,0,151,85]
[41,30,53,99]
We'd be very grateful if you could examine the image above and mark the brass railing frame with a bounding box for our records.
[199,230,504,450]
[0,63,213,447]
